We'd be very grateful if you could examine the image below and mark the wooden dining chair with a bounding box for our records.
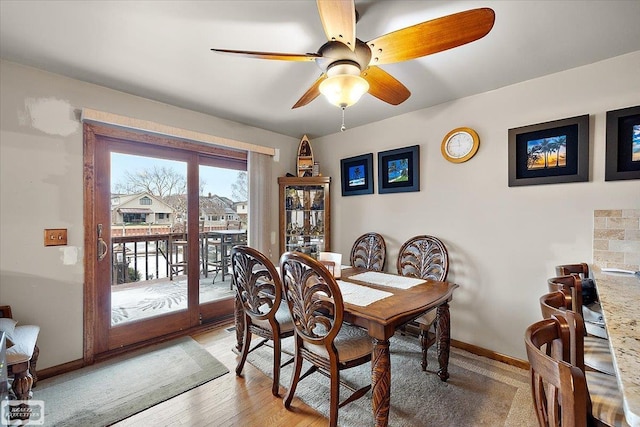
[525,311,629,427]
[555,262,606,339]
[540,289,615,376]
[547,275,614,376]
[230,245,294,396]
[547,275,585,318]
[555,262,589,278]
[279,251,373,427]
[396,235,449,371]
[349,232,386,271]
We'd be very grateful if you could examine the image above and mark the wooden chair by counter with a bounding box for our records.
[547,275,585,317]
[555,262,589,278]
[280,252,372,427]
[230,245,295,396]
[396,235,449,371]
[525,312,629,427]
[555,262,607,339]
[0,306,40,400]
[540,289,615,376]
[349,232,386,271]
[548,274,611,370]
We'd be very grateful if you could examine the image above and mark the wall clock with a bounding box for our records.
[441,127,480,163]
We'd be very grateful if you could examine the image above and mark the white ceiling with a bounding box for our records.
[1,1,639,139]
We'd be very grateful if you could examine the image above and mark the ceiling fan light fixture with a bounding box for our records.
[319,63,369,108]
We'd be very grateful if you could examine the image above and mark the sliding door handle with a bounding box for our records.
[97,224,109,261]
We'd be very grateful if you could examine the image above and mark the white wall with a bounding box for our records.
[314,51,640,359]
[1,51,639,369]
[0,60,297,369]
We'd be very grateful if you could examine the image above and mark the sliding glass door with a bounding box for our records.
[86,125,246,354]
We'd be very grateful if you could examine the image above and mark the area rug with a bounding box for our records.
[247,334,537,427]
[34,336,228,426]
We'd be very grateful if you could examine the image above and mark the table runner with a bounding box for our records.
[336,280,393,306]
[349,271,426,289]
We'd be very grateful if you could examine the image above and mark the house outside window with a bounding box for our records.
[123,213,146,223]
[140,197,152,205]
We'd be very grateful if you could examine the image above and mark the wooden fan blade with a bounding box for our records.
[362,66,411,105]
[367,8,495,65]
[292,74,326,109]
[316,0,356,51]
[211,48,320,62]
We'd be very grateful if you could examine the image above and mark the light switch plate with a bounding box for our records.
[44,228,68,246]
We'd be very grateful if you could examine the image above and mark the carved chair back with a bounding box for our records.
[230,245,284,328]
[280,251,344,353]
[349,232,386,271]
[396,235,449,281]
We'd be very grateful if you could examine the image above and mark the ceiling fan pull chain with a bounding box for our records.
[340,106,346,132]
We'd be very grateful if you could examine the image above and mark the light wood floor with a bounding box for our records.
[112,321,328,427]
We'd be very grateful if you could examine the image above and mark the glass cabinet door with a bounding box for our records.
[278,176,331,258]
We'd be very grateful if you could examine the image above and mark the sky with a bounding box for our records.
[111,152,241,199]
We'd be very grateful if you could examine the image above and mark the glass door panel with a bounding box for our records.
[197,163,245,313]
[110,152,189,326]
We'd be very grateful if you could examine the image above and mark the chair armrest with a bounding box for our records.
[0,305,13,319]
[6,325,40,365]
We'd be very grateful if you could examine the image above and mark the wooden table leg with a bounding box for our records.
[10,362,33,400]
[371,338,391,427]
[436,302,451,381]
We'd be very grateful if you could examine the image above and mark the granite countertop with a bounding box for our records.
[593,266,640,427]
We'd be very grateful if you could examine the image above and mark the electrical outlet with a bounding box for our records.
[44,228,68,246]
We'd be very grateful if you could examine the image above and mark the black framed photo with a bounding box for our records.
[377,145,420,194]
[508,114,589,187]
[605,105,640,181]
[340,153,373,196]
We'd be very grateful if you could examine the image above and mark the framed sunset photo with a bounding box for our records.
[508,115,589,187]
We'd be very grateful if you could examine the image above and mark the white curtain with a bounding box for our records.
[248,151,274,260]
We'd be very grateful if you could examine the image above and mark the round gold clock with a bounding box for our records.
[441,127,480,163]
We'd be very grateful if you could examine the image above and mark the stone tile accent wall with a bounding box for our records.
[593,209,640,271]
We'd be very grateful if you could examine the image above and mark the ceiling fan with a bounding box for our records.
[211,1,495,112]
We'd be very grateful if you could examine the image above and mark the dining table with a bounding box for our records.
[338,267,459,427]
[234,264,459,427]
[592,266,640,427]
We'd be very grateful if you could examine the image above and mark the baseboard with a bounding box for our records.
[37,358,85,381]
[451,339,530,370]
[399,323,530,370]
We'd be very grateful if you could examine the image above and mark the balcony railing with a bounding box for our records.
[111,230,247,285]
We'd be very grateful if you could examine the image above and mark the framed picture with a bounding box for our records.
[378,145,420,194]
[508,114,589,187]
[605,105,640,181]
[340,153,373,196]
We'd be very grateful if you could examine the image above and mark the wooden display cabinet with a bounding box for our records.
[278,176,330,258]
